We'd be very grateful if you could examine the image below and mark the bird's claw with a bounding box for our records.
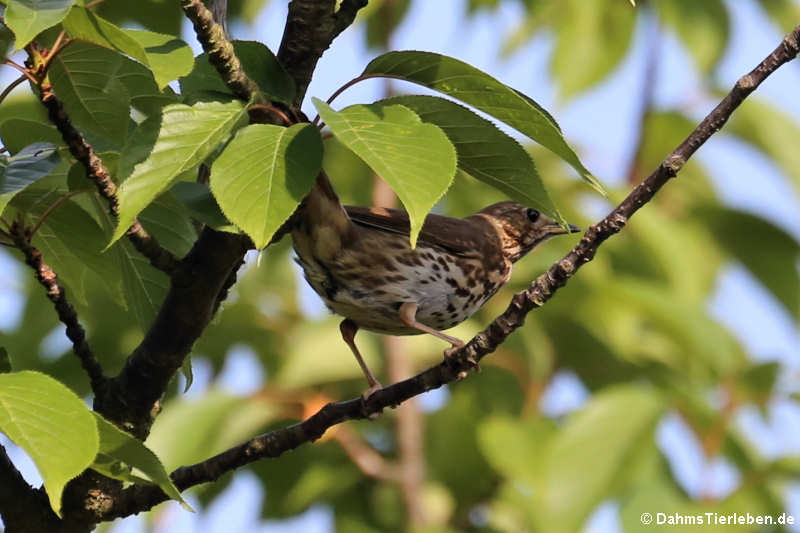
[360,382,383,420]
[443,343,480,378]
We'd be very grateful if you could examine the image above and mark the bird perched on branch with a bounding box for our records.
[291,173,580,397]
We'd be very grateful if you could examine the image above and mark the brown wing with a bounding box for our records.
[344,205,489,258]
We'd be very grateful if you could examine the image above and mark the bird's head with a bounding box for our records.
[475,201,581,262]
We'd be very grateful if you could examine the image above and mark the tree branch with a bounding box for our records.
[277,0,368,105]
[95,21,800,520]
[180,0,264,104]
[36,81,178,275]
[95,228,251,439]
[8,221,106,392]
[0,442,61,532]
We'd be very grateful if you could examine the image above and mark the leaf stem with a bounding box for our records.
[29,190,85,239]
[0,75,27,107]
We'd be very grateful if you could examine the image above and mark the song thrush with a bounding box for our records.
[291,174,580,396]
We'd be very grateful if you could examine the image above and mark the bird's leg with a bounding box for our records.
[398,302,479,374]
[340,319,382,399]
[398,302,466,357]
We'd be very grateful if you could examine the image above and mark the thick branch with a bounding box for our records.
[9,222,105,392]
[95,228,251,439]
[36,82,178,275]
[0,444,61,532]
[277,0,368,105]
[96,22,800,520]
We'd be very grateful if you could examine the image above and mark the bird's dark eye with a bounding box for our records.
[526,208,540,222]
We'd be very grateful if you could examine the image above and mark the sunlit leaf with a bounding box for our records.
[0,371,98,516]
[48,41,132,146]
[725,96,800,195]
[91,413,191,510]
[122,29,194,88]
[377,95,562,222]
[210,123,322,249]
[111,100,248,246]
[361,51,599,191]
[4,0,75,49]
[694,205,800,319]
[63,7,149,64]
[536,386,664,531]
[313,98,457,247]
[551,0,636,100]
[655,0,729,74]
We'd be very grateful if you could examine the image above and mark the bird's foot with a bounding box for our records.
[360,381,383,420]
[443,341,480,378]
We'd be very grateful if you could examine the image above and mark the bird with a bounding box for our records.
[291,173,580,397]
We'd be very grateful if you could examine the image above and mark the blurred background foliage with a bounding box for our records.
[1,0,799,532]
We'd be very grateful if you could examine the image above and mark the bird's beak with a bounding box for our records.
[544,222,581,235]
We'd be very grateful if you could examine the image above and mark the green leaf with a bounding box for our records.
[758,0,800,32]
[551,0,636,100]
[0,23,14,55]
[361,51,598,191]
[48,41,131,146]
[62,6,149,64]
[93,0,182,35]
[91,413,191,510]
[313,98,457,247]
[147,391,279,470]
[0,371,99,516]
[536,386,664,531]
[122,29,194,88]
[210,123,323,248]
[477,415,553,483]
[0,119,63,154]
[116,239,169,329]
[725,97,800,195]
[735,361,781,407]
[4,0,75,49]
[180,40,296,105]
[378,95,562,222]
[171,181,234,231]
[0,142,61,215]
[655,0,729,74]
[111,100,248,246]
[138,192,197,257]
[180,356,193,393]
[0,347,10,373]
[81,190,169,328]
[31,196,124,308]
[694,205,800,319]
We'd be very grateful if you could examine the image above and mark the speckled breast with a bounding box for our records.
[295,238,512,336]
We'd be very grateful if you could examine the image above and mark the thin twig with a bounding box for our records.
[35,79,178,274]
[0,75,27,107]
[40,31,71,73]
[180,0,264,104]
[312,74,380,125]
[8,222,106,392]
[29,190,84,238]
[248,103,294,126]
[1,59,37,84]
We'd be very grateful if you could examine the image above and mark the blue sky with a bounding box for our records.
[1,0,799,532]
